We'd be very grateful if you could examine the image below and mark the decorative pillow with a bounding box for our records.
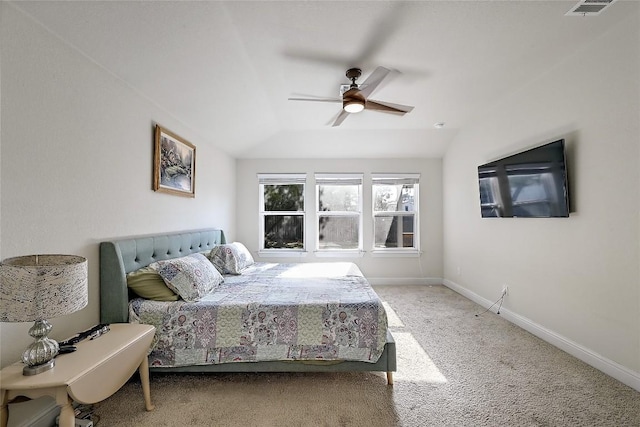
[149,253,223,302]
[126,267,179,301]
[208,242,254,275]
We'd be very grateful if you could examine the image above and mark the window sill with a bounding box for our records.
[258,250,308,258]
[370,250,421,258]
[314,250,364,258]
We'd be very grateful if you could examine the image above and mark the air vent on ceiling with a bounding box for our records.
[565,0,618,16]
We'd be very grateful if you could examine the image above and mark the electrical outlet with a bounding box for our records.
[502,285,509,296]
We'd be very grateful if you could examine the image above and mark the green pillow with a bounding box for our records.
[126,266,179,301]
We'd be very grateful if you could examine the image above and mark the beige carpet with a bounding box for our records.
[93,285,640,426]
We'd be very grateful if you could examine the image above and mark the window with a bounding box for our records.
[372,174,420,253]
[315,174,363,253]
[258,174,306,252]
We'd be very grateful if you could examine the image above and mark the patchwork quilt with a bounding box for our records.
[129,262,388,367]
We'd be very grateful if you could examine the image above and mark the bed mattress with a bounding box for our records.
[129,262,388,368]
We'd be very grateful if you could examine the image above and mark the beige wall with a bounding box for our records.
[442,9,639,387]
[0,4,236,368]
[236,158,443,282]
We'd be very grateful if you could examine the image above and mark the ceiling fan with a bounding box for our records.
[288,66,414,127]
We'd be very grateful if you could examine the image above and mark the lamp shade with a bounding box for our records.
[0,255,88,322]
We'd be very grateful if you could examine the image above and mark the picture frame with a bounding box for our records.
[153,124,196,197]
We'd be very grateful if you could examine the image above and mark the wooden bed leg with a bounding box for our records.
[386,372,394,386]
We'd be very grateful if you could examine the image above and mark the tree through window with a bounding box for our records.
[258,174,306,250]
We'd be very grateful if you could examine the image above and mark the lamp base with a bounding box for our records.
[21,320,59,374]
[23,358,55,376]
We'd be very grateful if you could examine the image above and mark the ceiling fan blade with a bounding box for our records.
[354,2,409,65]
[288,97,341,103]
[331,110,350,127]
[358,66,392,99]
[283,3,409,70]
[365,99,414,114]
[282,49,348,68]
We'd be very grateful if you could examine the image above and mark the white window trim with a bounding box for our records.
[258,173,307,252]
[371,173,420,256]
[370,249,421,258]
[315,173,364,253]
[258,249,309,258]
[314,250,365,258]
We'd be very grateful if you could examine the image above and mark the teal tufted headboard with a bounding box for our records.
[99,229,225,324]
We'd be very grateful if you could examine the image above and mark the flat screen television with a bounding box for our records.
[478,139,570,218]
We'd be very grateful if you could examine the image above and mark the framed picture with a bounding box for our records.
[153,125,196,197]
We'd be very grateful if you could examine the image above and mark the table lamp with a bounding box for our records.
[0,254,88,375]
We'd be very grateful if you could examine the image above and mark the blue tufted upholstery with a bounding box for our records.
[100,229,225,324]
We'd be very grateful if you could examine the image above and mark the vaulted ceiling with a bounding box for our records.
[10,1,633,158]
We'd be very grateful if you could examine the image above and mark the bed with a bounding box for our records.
[99,229,396,384]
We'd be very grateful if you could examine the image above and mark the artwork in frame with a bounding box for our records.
[153,125,196,197]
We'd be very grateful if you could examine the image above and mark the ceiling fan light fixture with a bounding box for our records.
[343,88,366,113]
[343,100,365,113]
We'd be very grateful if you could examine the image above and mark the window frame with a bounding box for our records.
[315,173,364,257]
[258,173,307,257]
[371,173,420,257]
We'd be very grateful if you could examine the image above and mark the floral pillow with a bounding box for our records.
[208,242,254,275]
[149,253,223,302]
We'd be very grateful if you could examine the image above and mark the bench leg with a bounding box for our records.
[1,389,7,427]
[139,357,155,411]
[386,372,394,385]
[58,395,75,427]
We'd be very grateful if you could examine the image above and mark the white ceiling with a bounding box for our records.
[10,0,633,158]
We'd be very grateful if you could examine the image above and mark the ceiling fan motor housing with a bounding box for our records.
[345,68,362,81]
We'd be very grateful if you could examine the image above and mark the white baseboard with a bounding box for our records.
[368,277,441,286]
[442,279,640,393]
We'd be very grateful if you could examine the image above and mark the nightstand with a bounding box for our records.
[1,323,155,427]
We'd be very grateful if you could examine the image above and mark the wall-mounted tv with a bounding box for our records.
[478,139,570,218]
